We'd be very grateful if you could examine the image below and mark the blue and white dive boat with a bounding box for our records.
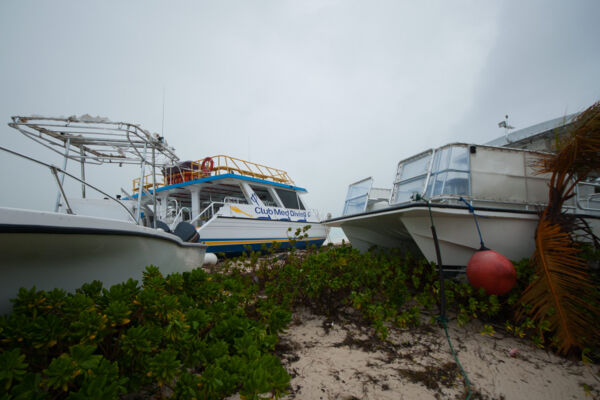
[128,155,329,255]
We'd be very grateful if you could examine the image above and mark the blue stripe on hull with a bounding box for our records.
[206,238,325,255]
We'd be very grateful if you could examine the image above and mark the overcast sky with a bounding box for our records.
[0,0,598,217]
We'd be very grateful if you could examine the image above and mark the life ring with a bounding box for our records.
[201,157,214,174]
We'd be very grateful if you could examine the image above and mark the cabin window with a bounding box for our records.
[215,184,248,205]
[342,178,372,216]
[425,145,470,197]
[392,153,431,204]
[297,196,306,210]
[275,188,302,209]
[250,185,278,207]
[397,154,430,182]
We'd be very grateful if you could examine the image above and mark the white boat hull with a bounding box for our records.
[0,207,207,314]
[198,216,329,254]
[400,207,540,267]
[327,205,548,267]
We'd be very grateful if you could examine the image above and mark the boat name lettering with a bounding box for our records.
[254,207,308,219]
[254,206,276,216]
[290,210,307,218]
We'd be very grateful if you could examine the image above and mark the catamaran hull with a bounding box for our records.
[327,205,598,268]
[399,207,540,267]
[0,208,207,314]
[198,216,328,254]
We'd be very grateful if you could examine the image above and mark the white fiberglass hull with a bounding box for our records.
[400,207,540,267]
[327,205,550,267]
[198,216,329,254]
[0,207,207,314]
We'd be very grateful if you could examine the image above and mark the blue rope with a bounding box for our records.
[437,316,472,399]
[424,197,472,399]
[459,197,487,250]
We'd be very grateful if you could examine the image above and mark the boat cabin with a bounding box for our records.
[343,143,600,216]
[131,155,311,229]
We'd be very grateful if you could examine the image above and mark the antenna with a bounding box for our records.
[161,87,166,137]
[497,114,515,143]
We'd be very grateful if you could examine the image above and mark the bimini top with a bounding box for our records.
[8,115,179,166]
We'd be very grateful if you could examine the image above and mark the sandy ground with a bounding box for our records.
[218,254,600,400]
[262,308,600,400]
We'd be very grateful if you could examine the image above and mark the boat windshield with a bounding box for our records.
[392,144,470,204]
[391,152,432,204]
[425,145,470,198]
[342,177,373,216]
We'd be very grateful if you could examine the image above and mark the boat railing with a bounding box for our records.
[133,174,164,196]
[189,202,226,227]
[191,155,294,185]
[576,181,600,212]
[223,196,246,204]
[311,209,329,222]
[166,198,179,218]
[169,207,192,230]
[133,155,295,193]
[425,194,548,211]
[0,145,138,223]
[419,188,600,215]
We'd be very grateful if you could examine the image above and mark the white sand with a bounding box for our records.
[272,309,600,400]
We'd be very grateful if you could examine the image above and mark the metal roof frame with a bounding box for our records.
[9,115,179,167]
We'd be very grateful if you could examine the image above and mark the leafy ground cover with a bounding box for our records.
[1,238,599,399]
[0,266,290,399]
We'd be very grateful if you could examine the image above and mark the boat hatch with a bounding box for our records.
[342,178,373,216]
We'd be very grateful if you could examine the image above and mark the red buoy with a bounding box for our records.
[466,250,516,295]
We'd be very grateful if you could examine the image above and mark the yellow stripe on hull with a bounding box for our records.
[200,238,325,246]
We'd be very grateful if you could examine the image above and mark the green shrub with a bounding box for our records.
[0,265,289,399]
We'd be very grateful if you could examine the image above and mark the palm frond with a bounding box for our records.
[518,101,600,355]
[537,102,600,210]
[517,217,598,354]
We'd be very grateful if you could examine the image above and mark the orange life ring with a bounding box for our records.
[201,157,214,174]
